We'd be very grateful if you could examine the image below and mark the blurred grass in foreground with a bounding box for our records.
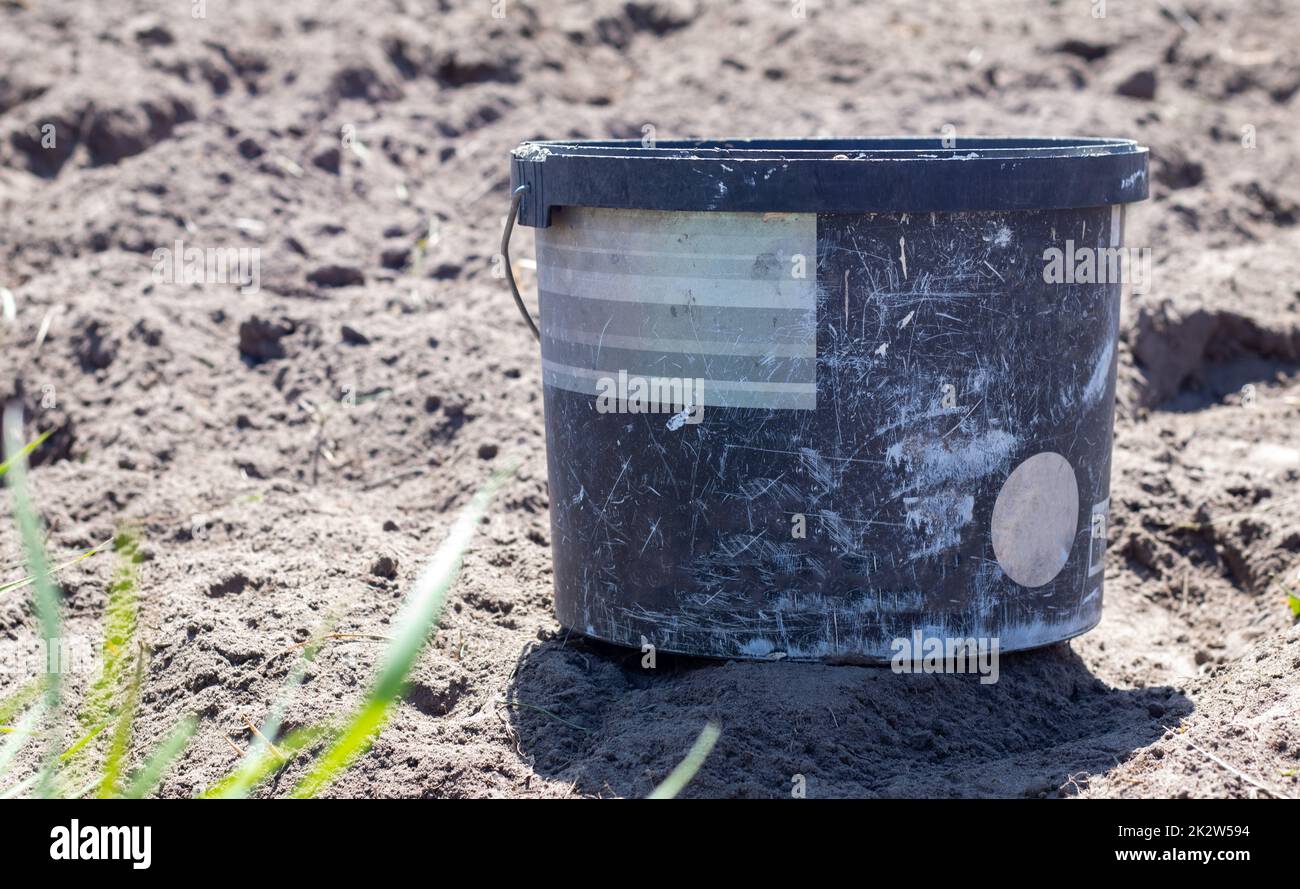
[3,418,717,799]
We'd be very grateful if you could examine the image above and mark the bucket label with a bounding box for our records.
[1089,497,1110,577]
[990,451,1080,588]
[536,208,818,410]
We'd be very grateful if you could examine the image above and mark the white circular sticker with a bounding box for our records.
[991,451,1079,587]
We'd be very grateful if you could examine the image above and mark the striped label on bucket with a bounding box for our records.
[536,208,818,410]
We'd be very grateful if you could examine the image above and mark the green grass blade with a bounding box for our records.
[372,473,508,704]
[66,528,141,785]
[121,717,197,799]
[96,644,147,798]
[59,721,108,762]
[199,725,334,799]
[0,429,50,478]
[647,722,721,799]
[290,701,387,799]
[290,471,508,798]
[0,677,44,726]
[0,537,112,597]
[0,772,40,799]
[3,405,64,797]
[60,777,102,800]
[212,628,332,799]
[0,700,46,781]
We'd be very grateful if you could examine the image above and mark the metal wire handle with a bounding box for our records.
[501,184,540,342]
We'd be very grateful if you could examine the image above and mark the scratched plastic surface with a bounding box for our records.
[536,204,1124,660]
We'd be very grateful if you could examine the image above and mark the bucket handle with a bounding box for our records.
[501,184,541,342]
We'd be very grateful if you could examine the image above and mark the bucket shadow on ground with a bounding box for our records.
[504,636,1191,798]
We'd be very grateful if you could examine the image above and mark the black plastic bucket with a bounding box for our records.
[504,138,1148,661]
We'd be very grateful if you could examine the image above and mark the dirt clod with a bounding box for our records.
[340,324,371,346]
[1117,68,1158,100]
[307,264,366,288]
[238,316,295,362]
[371,555,399,579]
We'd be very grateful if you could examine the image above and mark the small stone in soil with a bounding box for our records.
[312,146,341,174]
[207,572,251,597]
[133,21,175,47]
[371,555,399,578]
[381,247,410,269]
[307,264,365,288]
[340,324,370,345]
[1116,68,1157,100]
[72,320,119,370]
[237,137,265,159]
[1053,39,1111,62]
[238,316,295,362]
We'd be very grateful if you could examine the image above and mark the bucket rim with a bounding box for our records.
[509,136,1148,226]
[515,135,1144,158]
